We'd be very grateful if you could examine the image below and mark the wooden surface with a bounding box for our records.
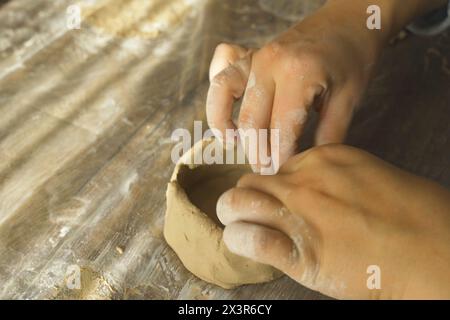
[0,0,448,299]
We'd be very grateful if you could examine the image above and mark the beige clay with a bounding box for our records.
[164,138,281,289]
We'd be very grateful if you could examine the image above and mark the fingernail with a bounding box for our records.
[216,191,232,225]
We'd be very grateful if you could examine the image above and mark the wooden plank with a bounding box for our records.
[0,0,448,300]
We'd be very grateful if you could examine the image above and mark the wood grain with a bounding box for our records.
[0,0,448,299]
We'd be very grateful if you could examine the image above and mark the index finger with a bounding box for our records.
[206,48,252,144]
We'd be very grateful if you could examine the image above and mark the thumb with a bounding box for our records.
[223,221,297,273]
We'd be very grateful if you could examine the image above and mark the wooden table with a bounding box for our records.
[0,0,448,299]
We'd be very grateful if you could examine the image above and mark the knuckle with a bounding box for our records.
[255,41,285,63]
[299,50,322,67]
[237,173,257,187]
[211,64,247,91]
[265,41,283,58]
[304,144,345,165]
[214,42,233,55]
[211,71,228,87]
[253,229,269,252]
[258,41,329,83]
[287,53,319,76]
[238,111,257,129]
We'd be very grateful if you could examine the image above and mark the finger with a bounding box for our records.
[271,80,324,166]
[237,173,293,205]
[278,148,315,174]
[238,62,275,172]
[235,172,319,225]
[206,55,252,142]
[216,187,293,231]
[315,87,357,145]
[209,43,249,81]
[223,221,297,272]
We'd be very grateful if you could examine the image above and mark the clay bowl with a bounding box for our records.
[164,138,281,289]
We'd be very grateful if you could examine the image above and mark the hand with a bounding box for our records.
[206,0,448,172]
[217,144,450,299]
[206,2,383,171]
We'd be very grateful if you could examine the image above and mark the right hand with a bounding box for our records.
[217,144,450,299]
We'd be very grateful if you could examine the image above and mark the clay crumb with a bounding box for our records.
[277,206,289,217]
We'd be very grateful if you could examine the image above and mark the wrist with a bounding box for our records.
[321,0,448,52]
[312,1,386,66]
